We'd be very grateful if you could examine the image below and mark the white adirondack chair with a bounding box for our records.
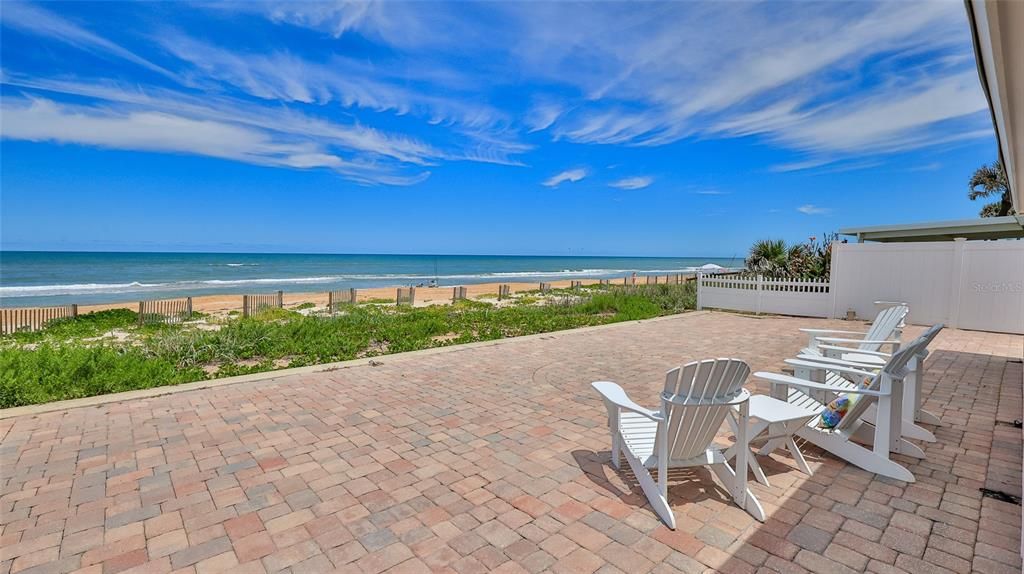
[754,334,931,482]
[794,324,944,443]
[800,303,909,357]
[592,358,764,529]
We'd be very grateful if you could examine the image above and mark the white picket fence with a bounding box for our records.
[697,274,832,318]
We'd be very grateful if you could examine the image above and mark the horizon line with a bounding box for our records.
[0,249,745,259]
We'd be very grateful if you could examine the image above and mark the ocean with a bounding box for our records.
[0,252,743,307]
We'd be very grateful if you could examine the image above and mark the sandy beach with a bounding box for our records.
[16,275,695,317]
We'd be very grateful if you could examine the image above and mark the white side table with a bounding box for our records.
[726,394,817,486]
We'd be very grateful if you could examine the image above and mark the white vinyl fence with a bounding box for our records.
[697,274,832,318]
[696,239,1024,334]
[829,239,1023,334]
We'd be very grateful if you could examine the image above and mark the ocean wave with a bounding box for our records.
[0,277,346,296]
[0,282,168,297]
[0,266,738,297]
[200,276,344,285]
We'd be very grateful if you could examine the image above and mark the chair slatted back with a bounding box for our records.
[860,305,909,352]
[836,330,931,431]
[658,359,750,461]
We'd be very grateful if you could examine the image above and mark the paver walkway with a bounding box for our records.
[1,312,1021,574]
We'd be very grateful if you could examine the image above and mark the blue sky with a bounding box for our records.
[0,0,998,256]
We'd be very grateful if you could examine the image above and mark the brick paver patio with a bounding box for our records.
[1,311,1021,574]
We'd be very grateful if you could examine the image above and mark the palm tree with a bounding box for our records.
[746,239,788,276]
[968,160,1015,217]
[785,243,814,277]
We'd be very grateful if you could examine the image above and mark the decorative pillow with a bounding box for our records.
[819,395,850,428]
[819,376,874,429]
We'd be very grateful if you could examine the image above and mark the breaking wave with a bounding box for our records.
[0,266,729,298]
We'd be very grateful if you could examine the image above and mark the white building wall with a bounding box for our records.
[955,241,1024,333]
[830,240,1023,334]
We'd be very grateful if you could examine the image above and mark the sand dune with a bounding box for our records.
[31,275,695,316]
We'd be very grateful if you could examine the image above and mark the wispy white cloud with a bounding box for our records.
[497,1,986,158]
[156,32,507,128]
[770,158,885,174]
[1,0,995,182]
[735,71,988,158]
[230,0,483,50]
[543,168,587,187]
[797,204,832,215]
[609,176,653,190]
[261,1,375,39]
[909,162,942,172]
[151,31,531,166]
[769,158,833,173]
[0,2,180,81]
[525,98,565,133]
[691,188,728,195]
[2,97,335,168]
[0,94,430,185]
[3,74,443,164]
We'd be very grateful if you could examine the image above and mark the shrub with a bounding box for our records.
[1,284,698,407]
[0,344,203,408]
[8,308,138,343]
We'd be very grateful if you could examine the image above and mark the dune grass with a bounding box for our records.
[0,283,695,407]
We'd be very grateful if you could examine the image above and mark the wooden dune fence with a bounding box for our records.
[452,286,467,301]
[328,289,358,310]
[539,282,551,293]
[138,297,193,325]
[396,287,416,305]
[497,284,511,300]
[570,280,582,289]
[0,304,78,335]
[243,291,284,317]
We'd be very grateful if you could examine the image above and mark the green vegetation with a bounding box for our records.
[968,160,1015,218]
[0,283,695,408]
[745,234,836,279]
[8,309,139,343]
[294,302,316,310]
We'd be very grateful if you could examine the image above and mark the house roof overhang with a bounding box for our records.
[966,0,1024,213]
[839,215,1024,242]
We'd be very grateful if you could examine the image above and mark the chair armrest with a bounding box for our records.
[753,372,888,397]
[784,358,878,379]
[794,354,882,370]
[799,328,868,336]
[815,337,901,347]
[817,345,891,358]
[591,382,662,421]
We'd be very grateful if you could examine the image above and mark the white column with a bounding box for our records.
[696,271,703,310]
[755,275,764,315]
[829,243,842,319]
